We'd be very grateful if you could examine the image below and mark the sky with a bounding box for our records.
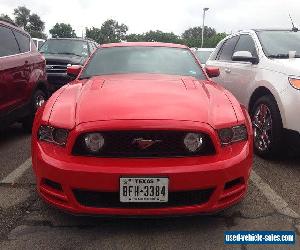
[0,0,299,37]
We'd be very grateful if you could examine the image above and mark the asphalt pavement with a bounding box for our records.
[0,123,299,250]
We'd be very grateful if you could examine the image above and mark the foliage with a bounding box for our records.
[0,14,14,23]
[181,26,224,48]
[49,23,77,38]
[182,26,216,40]
[27,14,46,39]
[144,30,182,43]
[86,19,128,44]
[85,27,102,43]
[124,25,225,48]
[125,33,145,42]
[126,30,182,44]
[12,6,47,39]
[13,6,30,28]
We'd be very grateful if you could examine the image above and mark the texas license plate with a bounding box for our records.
[120,177,168,202]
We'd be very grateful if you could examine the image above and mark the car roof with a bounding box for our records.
[101,42,188,49]
[0,18,30,35]
[253,29,299,32]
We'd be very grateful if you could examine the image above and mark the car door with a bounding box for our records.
[12,30,32,104]
[0,24,23,116]
[222,34,259,106]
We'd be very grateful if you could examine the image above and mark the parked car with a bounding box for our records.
[32,42,253,216]
[206,29,300,158]
[0,19,48,131]
[193,48,215,66]
[39,38,98,92]
[32,38,45,50]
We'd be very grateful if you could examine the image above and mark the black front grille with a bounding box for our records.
[72,131,216,158]
[73,188,214,208]
[46,60,68,73]
[46,64,68,74]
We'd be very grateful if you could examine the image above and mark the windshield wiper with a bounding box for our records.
[269,54,300,59]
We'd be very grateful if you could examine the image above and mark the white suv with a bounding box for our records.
[206,29,300,158]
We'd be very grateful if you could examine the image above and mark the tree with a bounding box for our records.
[13,6,30,29]
[85,27,102,43]
[99,19,128,43]
[85,19,128,44]
[125,33,145,42]
[27,14,46,39]
[126,30,182,44]
[0,14,14,23]
[182,26,217,48]
[204,33,227,48]
[13,6,46,39]
[143,30,181,43]
[49,23,77,38]
[181,26,225,48]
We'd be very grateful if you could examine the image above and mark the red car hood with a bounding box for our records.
[46,74,238,129]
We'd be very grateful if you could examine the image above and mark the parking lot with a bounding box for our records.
[0,124,298,249]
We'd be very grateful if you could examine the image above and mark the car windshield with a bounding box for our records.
[40,39,88,57]
[80,46,205,79]
[195,51,213,64]
[257,30,300,58]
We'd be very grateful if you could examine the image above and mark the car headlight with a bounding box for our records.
[289,78,300,90]
[84,133,105,153]
[183,133,204,152]
[218,125,248,146]
[38,126,69,146]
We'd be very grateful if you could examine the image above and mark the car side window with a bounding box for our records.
[13,31,30,53]
[209,40,224,60]
[234,34,258,57]
[88,42,95,54]
[217,36,239,61]
[90,42,98,53]
[0,25,20,57]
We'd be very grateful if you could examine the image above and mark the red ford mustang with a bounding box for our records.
[32,42,253,216]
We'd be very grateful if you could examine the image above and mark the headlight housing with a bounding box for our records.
[38,126,69,146]
[288,77,300,90]
[218,125,248,146]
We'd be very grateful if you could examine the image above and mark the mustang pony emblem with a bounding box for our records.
[132,138,162,149]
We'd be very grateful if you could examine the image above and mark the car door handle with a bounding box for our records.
[225,68,231,73]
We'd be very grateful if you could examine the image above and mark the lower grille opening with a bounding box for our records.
[43,178,63,191]
[73,188,214,209]
[224,178,244,190]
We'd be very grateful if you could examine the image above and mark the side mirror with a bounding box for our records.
[232,51,258,64]
[205,67,220,78]
[67,65,82,77]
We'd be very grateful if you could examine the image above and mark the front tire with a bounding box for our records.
[251,95,283,158]
[22,89,47,132]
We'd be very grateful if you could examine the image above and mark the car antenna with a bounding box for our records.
[289,14,299,32]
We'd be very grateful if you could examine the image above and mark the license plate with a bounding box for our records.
[120,177,168,202]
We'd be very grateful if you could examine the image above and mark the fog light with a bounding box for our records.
[184,133,204,152]
[84,133,105,153]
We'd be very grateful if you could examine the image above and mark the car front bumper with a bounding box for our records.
[32,140,252,216]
